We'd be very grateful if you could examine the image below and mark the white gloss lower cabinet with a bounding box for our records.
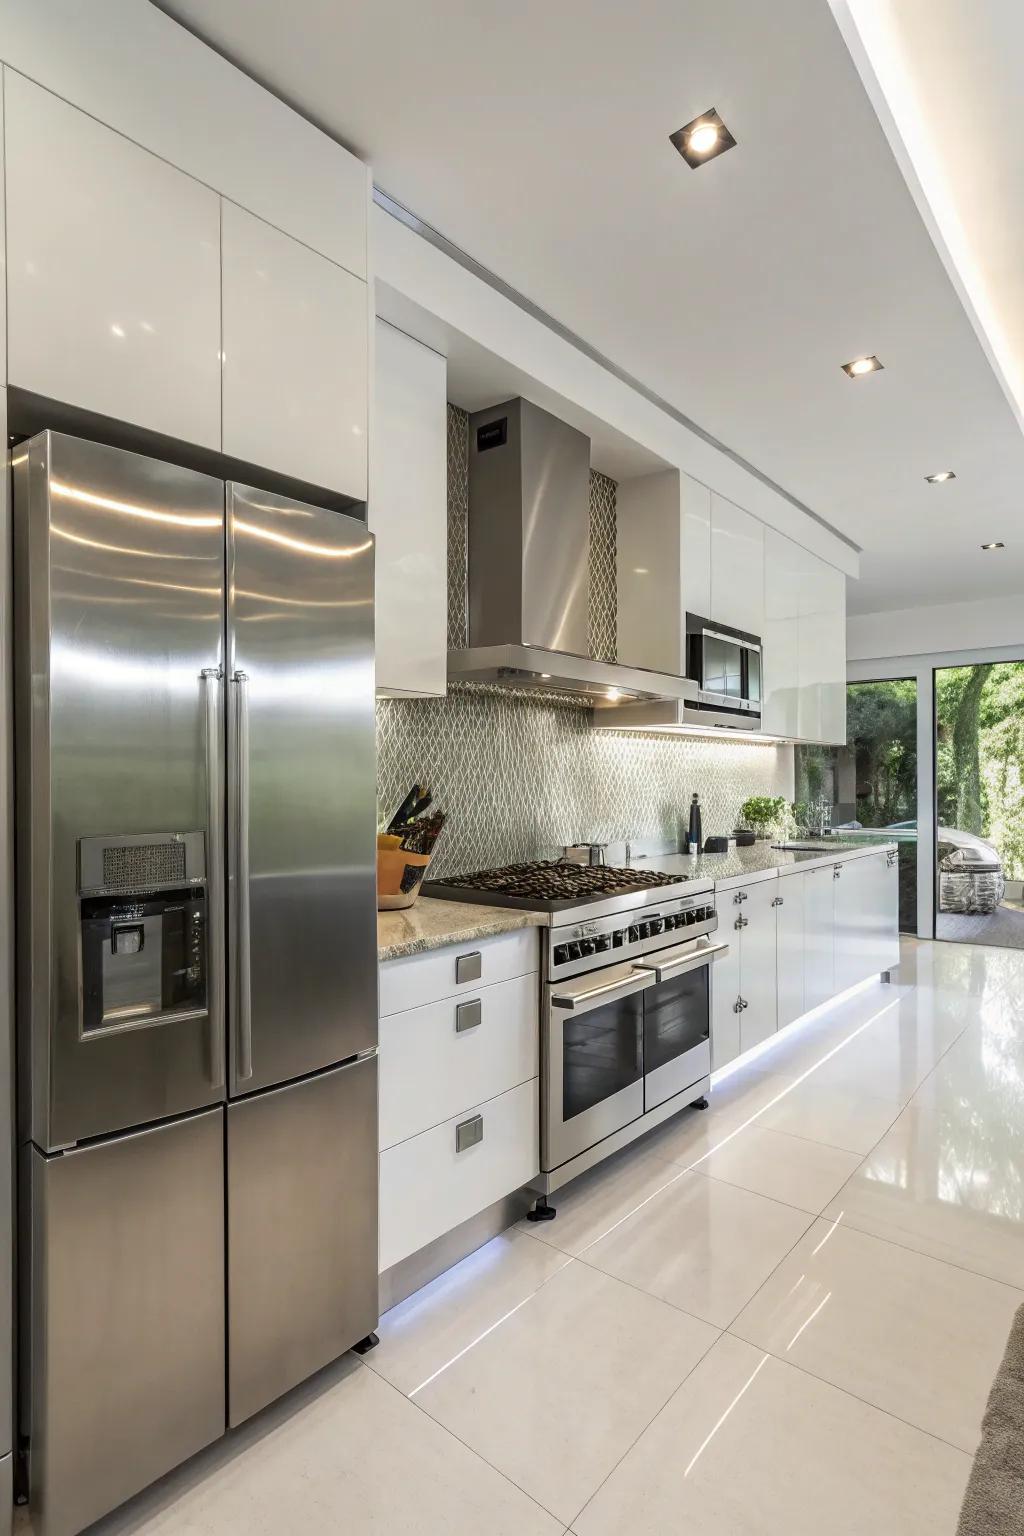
[5,71,221,448]
[378,1080,538,1272]
[221,201,368,496]
[378,972,538,1150]
[712,880,778,1067]
[838,851,900,985]
[776,873,805,1028]
[833,855,876,994]
[370,322,448,695]
[803,865,837,1011]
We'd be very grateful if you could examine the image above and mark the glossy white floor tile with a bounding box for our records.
[414,1259,718,1526]
[574,1334,972,1536]
[513,1143,681,1257]
[370,1230,571,1396]
[697,1123,862,1213]
[583,1169,813,1327]
[81,1357,562,1536]
[755,1076,903,1153]
[732,1216,1024,1453]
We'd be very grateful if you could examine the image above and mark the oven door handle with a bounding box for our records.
[550,969,654,1012]
[634,939,730,983]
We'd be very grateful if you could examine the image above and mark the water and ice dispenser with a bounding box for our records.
[78,832,209,1034]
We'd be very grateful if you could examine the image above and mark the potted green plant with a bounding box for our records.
[738,795,788,841]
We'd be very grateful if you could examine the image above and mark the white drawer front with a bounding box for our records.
[379,927,539,1017]
[379,972,539,1151]
[379,1079,539,1272]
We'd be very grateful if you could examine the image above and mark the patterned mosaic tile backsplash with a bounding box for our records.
[378,687,795,879]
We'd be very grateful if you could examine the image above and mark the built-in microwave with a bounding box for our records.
[685,613,762,729]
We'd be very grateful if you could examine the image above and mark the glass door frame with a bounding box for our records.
[848,646,1024,940]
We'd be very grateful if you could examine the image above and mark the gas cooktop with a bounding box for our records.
[424,859,698,915]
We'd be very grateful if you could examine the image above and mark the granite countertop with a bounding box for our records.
[633,835,898,888]
[378,896,546,962]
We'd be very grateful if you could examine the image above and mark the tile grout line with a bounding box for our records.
[721,1328,980,1461]
[367,1354,573,1529]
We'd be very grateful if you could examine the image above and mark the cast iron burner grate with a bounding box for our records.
[433,860,684,901]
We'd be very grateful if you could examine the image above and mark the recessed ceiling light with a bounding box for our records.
[926,470,956,483]
[670,108,736,169]
[841,355,883,378]
[981,541,1005,550]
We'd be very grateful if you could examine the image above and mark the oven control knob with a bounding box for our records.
[637,922,651,939]
[566,942,582,960]
[579,939,596,956]
[649,918,664,934]
[612,930,624,946]
[704,905,715,921]
[684,909,698,925]
[595,935,611,951]
[553,944,569,965]
[627,925,640,942]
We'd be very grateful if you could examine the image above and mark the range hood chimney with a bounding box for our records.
[448,398,696,706]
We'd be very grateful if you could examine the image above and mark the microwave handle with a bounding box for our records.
[635,938,730,983]
[551,969,652,1012]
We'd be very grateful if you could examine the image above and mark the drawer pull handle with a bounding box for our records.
[455,1114,484,1153]
[455,951,482,984]
[456,998,482,1033]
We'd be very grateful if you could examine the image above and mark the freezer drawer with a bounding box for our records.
[227,1054,379,1426]
[26,1110,225,1536]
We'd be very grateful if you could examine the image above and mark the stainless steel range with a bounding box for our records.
[425,862,728,1209]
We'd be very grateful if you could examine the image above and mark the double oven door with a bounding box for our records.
[543,941,726,1173]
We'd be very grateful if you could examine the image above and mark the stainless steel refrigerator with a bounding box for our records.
[13,431,379,1536]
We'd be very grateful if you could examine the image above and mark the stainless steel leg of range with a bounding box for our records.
[27,1110,225,1536]
[227,1054,379,1427]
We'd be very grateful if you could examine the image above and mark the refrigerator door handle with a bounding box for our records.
[233,670,254,1082]
[202,667,226,1090]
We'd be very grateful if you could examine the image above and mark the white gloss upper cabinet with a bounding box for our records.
[370,322,448,695]
[4,71,221,447]
[762,530,802,739]
[221,202,368,497]
[682,477,712,622]
[798,550,847,745]
[710,494,764,635]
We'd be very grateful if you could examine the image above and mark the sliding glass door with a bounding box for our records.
[795,677,918,932]
[934,662,1024,948]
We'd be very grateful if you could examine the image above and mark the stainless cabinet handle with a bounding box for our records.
[455,1114,484,1153]
[201,668,225,1090]
[772,896,784,907]
[833,867,841,880]
[456,998,482,1033]
[734,890,748,903]
[456,951,482,984]
[734,914,748,929]
[733,997,743,1014]
[741,998,749,1010]
[233,670,253,1082]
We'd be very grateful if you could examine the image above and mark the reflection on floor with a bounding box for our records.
[69,937,1024,1534]
[937,899,1024,949]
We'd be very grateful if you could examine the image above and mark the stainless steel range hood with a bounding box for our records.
[448,398,695,706]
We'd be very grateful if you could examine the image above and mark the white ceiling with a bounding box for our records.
[159,0,1024,617]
